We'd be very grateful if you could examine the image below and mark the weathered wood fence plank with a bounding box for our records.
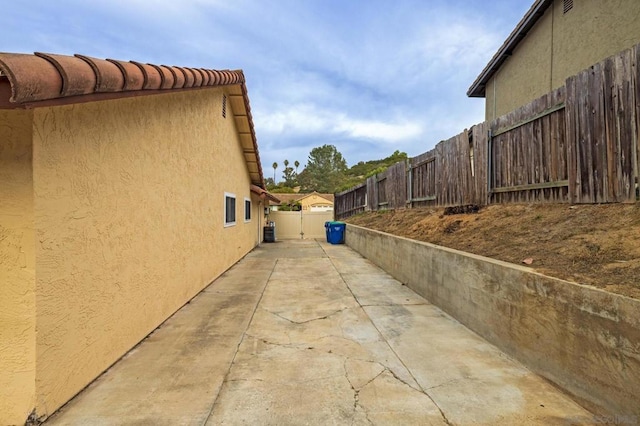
[334,44,639,218]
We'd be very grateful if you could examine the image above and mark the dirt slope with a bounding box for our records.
[345,203,640,299]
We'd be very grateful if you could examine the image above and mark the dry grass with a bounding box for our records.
[346,203,640,299]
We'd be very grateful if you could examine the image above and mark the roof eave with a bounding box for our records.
[0,53,267,187]
[466,0,553,98]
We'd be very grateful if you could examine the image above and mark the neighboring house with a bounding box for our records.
[0,52,277,424]
[468,0,640,121]
[270,191,334,212]
[298,192,335,212]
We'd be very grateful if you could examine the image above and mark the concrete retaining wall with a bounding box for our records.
[346,224,640,417]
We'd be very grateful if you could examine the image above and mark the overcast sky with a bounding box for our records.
[3,0,533,175]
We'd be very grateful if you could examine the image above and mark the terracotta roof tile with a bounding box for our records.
[199,68,210,86]
[106,59,145,91]
[130,61,162,90]
[149,64,174,89]
[75,54,125,92]
[178,67,194,88]
[0,51,261,186]
[166,66,185,88]
[191,68,203,87]
[35,52,96,97]
[250,185,281,204]
[0,53,63,103]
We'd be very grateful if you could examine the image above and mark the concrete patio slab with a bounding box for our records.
[46,240,594,425]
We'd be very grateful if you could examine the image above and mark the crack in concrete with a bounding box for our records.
[343,359,374,426]
[426,377,465,391]
[243,334,305,350]
[265,307,347,325]
[320,244,454,426]
[360,303,429,307]
[226,378,265,383]
[201,259,277,426]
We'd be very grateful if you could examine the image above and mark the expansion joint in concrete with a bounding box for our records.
[264,307,348,325]
[201,259,277,425]
[321,245,452,426]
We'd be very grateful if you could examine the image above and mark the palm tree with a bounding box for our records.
[284,159,289,169]
[294,160,300,174]
[272,162,278,182]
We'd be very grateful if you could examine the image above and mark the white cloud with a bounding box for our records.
[2,0,535,172]
[255,103,422,144]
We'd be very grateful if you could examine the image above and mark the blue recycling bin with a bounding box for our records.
[326,221,346,244]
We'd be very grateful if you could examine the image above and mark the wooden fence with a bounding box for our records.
[335,43,640,220]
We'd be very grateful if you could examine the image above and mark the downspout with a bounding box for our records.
[258,200,262,245]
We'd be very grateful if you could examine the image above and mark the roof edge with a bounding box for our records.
[0,52,244,104]
[467,0,553,98]
[0,52,266,187]
[250,185,280,203]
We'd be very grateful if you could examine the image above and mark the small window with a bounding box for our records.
[563,0,573,14]
[244,198,251,222]
[224,193,236,226]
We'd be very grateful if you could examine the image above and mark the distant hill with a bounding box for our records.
[336,150,408,192]
[266,149,408,194]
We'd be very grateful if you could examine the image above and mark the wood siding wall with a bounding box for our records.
[335,44,640,220]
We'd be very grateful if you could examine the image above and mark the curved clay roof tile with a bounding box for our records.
[35,52,96,97]
[191,68,204,87]
[181,67,195,88]
[106,59,144,91]
[198,68,210,86]
[209,70,221,86]
[130,61,162,90]
[151,64,175,89]
[234,69,246,84]
[75,54,125,92]
[0,53,63,102]
[166,66,185,88]
[225,70,241,85]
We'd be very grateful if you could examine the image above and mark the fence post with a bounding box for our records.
[406,158,413,208]
[487,128,493,205]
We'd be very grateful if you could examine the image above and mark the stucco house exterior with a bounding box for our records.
[468,0,640,121]
[270,191,334,212]
[0,52,277,424]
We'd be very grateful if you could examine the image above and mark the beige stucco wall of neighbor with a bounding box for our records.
[486,6,553,121]
[346,224,640,418]
[486,0,640,121]
[0,109,37,425]
[31,88,259,417]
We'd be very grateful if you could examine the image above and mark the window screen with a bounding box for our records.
[244,199,251,222]
[225,193,236,226]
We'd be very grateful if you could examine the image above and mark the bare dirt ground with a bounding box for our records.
[345,203,640,300]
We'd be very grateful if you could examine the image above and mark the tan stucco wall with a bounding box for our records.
[0,109,36,425]
[31,88,259,417]
[486,0,640,120]
[485,6,553,121]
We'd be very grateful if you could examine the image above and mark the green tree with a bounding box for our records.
[294,160,300,174]
[272,162,278,182]
[264,177,276,190]
[299,144,348,193]
[281,159,297,187]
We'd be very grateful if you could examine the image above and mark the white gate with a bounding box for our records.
[268,211,334,240]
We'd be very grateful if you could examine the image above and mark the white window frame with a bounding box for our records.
[244,197,252,223]
[224,192,236,227]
